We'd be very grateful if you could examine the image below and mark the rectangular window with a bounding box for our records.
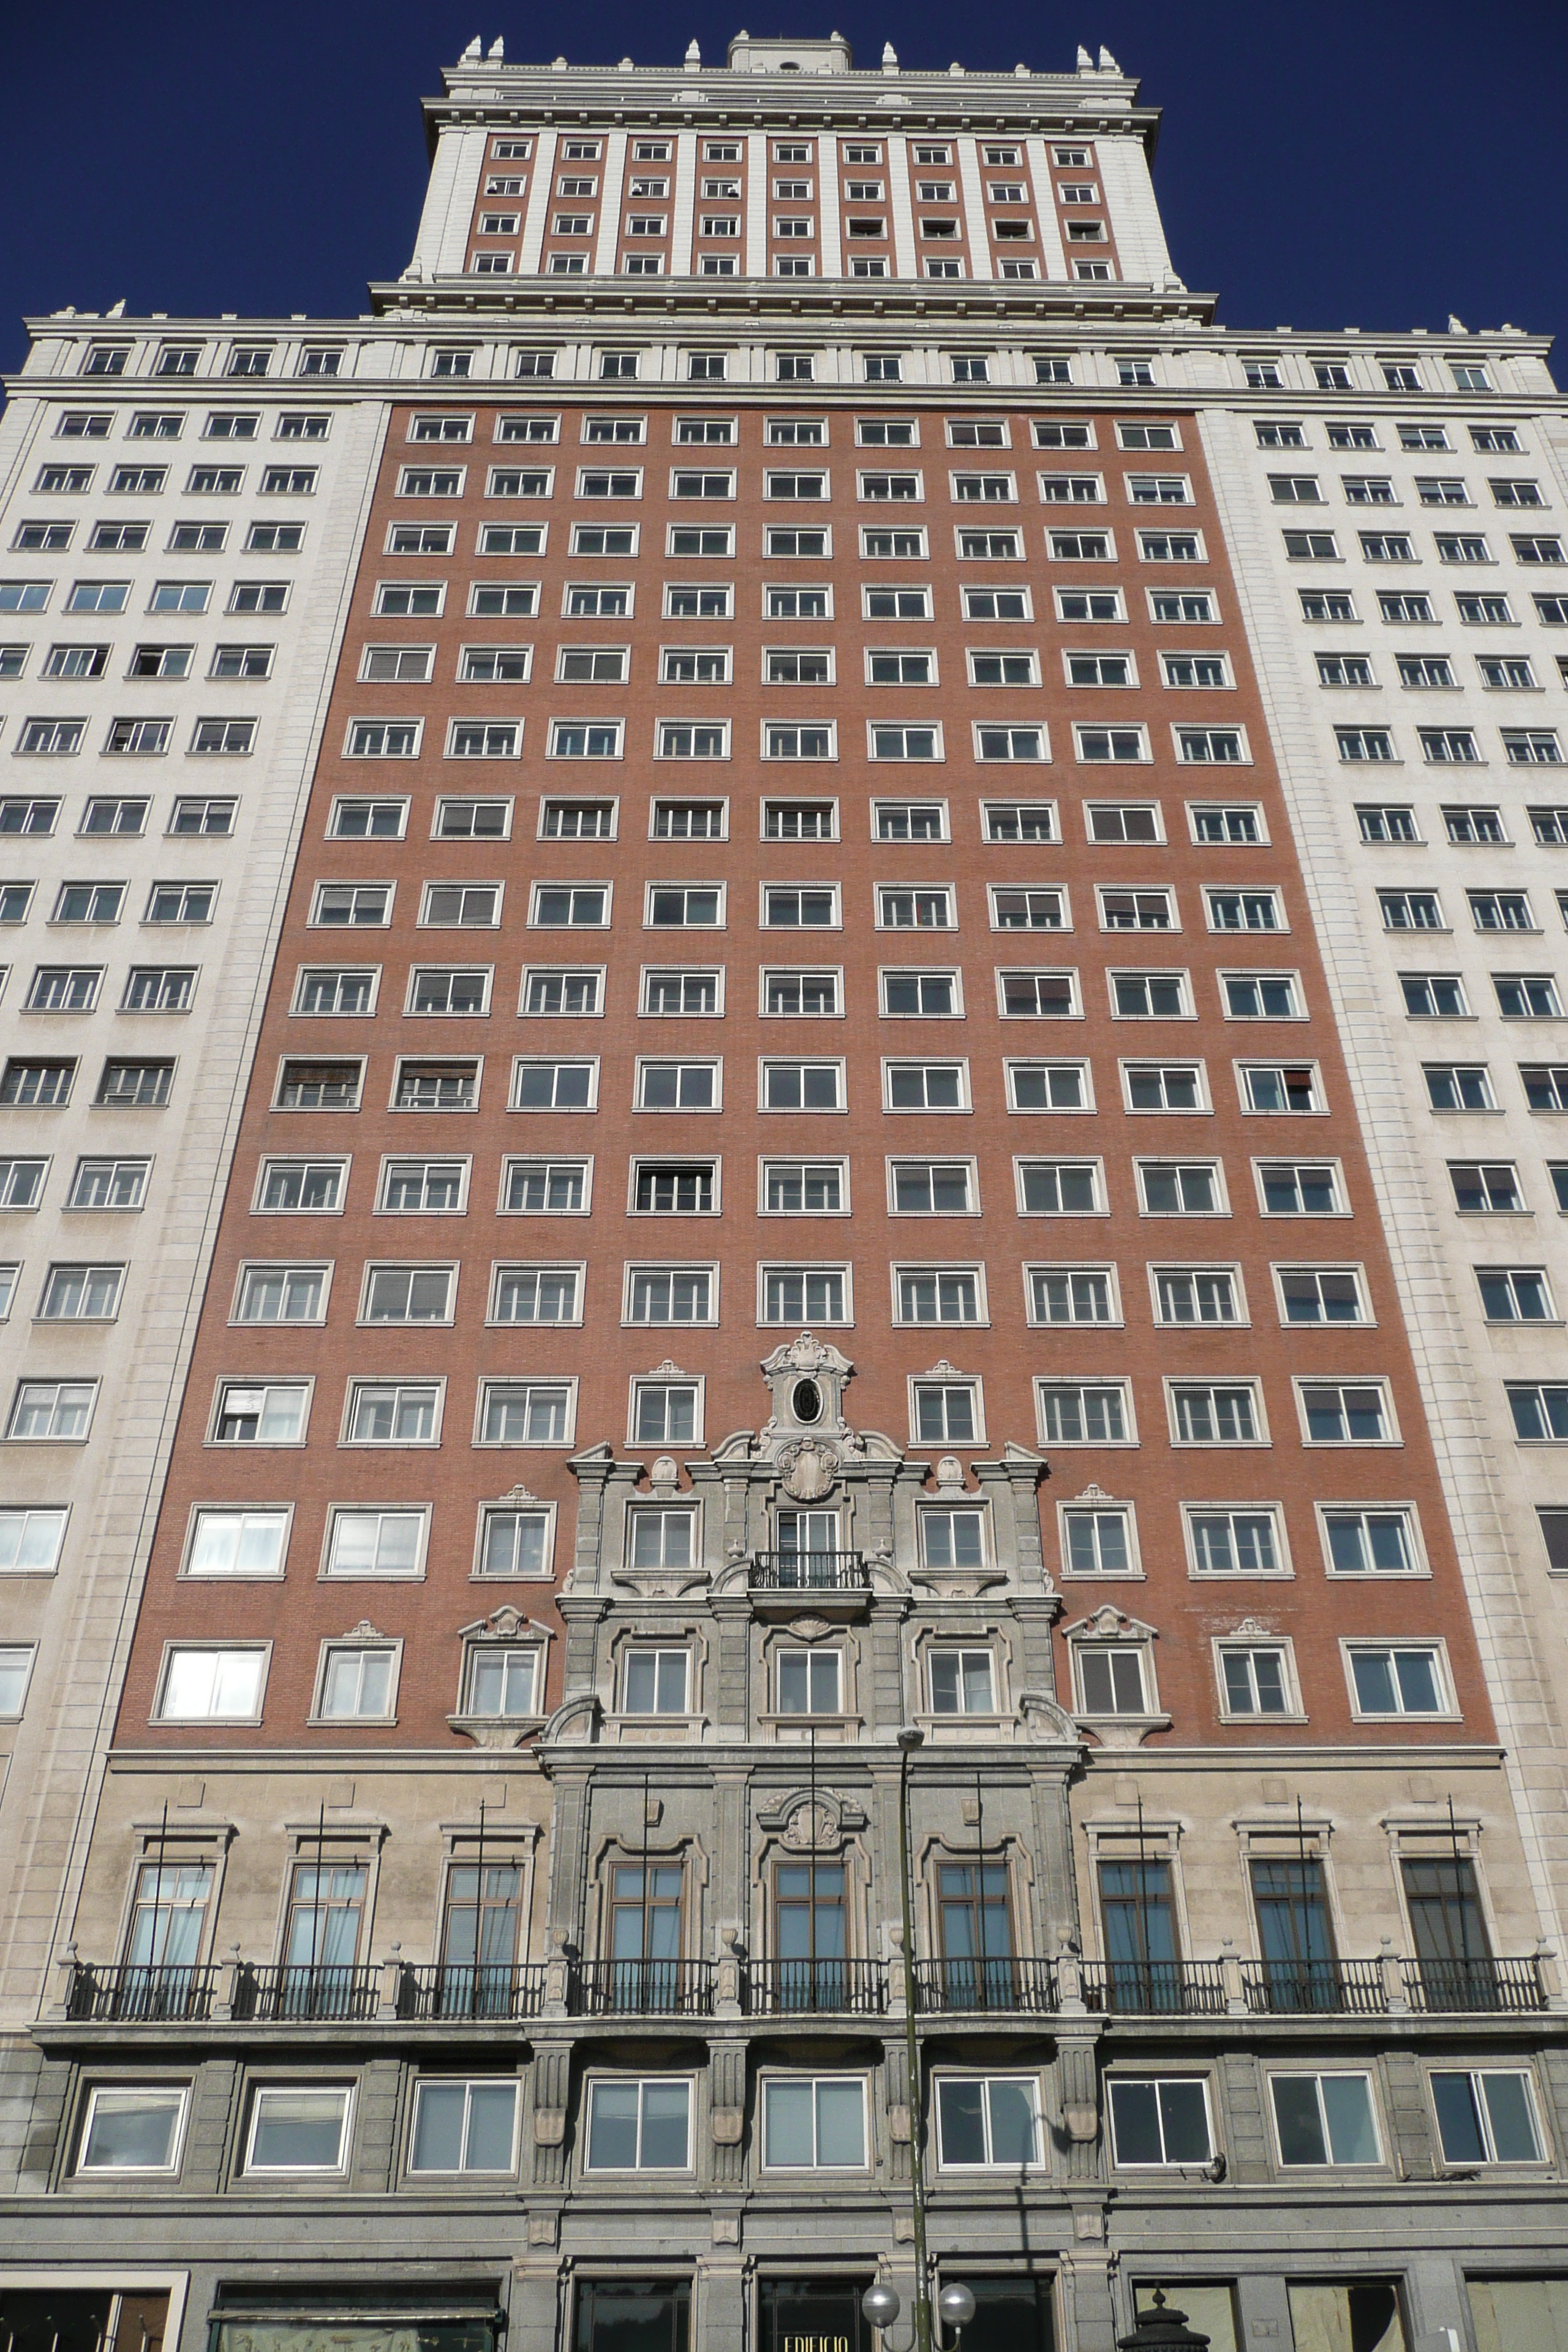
[625,1264,715,1325]
[1170,1382,1261,1443]
[761,2076,867,2169]
[762,1265,848,1324]
[935,2076,1040,2168]
[408,2079,519,2174]
[1449,1161,1522,1211]
[1431,2071,1543,2166]
[1346,1643,1448,1716]
[478,1503,554,1577]
[585,2078,692,2171]
[325,1506,427,1576]
[1108,2079,1213,2167]
[638,1060,718,1111]
[1270,2074,1381,2166]
[1186,1507,1282,1577]
[76,2084,189,2174]
[156,1645,266,1722]
[244,2085,353,2174]
[1036,1382,1129,1444]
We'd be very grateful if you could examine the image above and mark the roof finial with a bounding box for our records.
[459,34,481,61]
[1098,45,1121,71]
[881,39,897,69]
[1447,315,1469,334]
[487,35,504,59]
[1077,44,1095,70]
[685,37,701,64]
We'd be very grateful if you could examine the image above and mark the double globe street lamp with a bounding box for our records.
[861,2283,976,2351]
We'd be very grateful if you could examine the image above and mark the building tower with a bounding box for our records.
[2,33,1568,2352]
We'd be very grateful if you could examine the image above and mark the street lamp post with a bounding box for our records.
[894,1725,931,2352]
[866,1732,976,2352]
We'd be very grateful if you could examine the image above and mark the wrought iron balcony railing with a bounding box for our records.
[1080,1959,1229,2017]
[913,1956,1059,2015]
[395,1961,547,2021]
[1401,1954,1545,2014]
[230,1962,382,2022]
[1240,1958,1388,2016]
[748,1550,869,1593]
[64,1961,216,2024]
[745,1958,888,2016]
[570,1959,716,2016]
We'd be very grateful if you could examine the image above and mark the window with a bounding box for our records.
[1154,1266,1240,1325]
[1270,2073,1381,2166]
[325,1506,427,1576]
[1108,2079,1213,2167]
[762,1265,847,1324]
[881,886,955,930]
[762,1160,845,1215]
[1076,1643,1153,1716]
[244,2086,353,2174]
[1111,971,1191,1020]
[76,2085,189,2175]
[638,1060,717,1111]
[408,2080,519,2175]
[1036,1382,1128,1444]
[37,1261,124,1320]
[1509,1384,1568,1441]
[625,1264,715,1325]
[1138,1161,1222,1215]
[1017,1161,1102,1215]
[1431,2072,1543,2166]
[586,2079,691,2172]
[911,1379,982,1444]
[935,2076,1039,2168]
[991,889,1065,932]
[156,1645,266,1722]
[1170,1382,1260,1443]
[478,1502,554,1577]
[1186,1507,1282,1577]
[233,1260,328,1324]
[344,1381,441,1443]
[762,2077,866,2169]
[891,1157,973,1211]
[1347,1643,1448,1716]
[1379,891,1443,931]
[1061,1504,1134,1575]
[316,1640,398,1719]
[630,1377,703,1445]
[393,1058,478,1112]
[0,1507,65,1574]
[1323,1507,1418,1576]
[361,1263,454,1323]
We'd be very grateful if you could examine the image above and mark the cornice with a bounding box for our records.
[364,276,1214,327]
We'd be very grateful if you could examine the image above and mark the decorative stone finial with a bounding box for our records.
[685,37,701,64]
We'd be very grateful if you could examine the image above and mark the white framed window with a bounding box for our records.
[893,1263,984,1325]
[761,1059,842,1112]
[934,2076,1041,2168]
[1136,1160,1226,1215]
[233,1262,329,1324]
[208,1379,308,1446]
[888,1156,977,1214]
[1274,1264,1369,1324]
[476,1379,578,1447]
[1073,1638,1156,1717]
[869,723,943,762]
[501,1156,592,1214]
[998,969,1079,1019]
[1060,1501,1138,1577]
[762,883,840,930]
[476,1499,557,1579]
[1184,1505,1288,1578]
[760,1264,851,1324]
[1107,2078,1213,2168]
[1255,1159,1348,1215]
[76,2084,191,2175]
[878,885,956,931]
[1006,1060,1092,1112]
[638,1058,720,1111]
[910,1374,985,1445]
[489,1263,584,1327]
[1189,802,1266,846]
[0,1507,67,1575]
[342,1379,442,1446]
[1223,971,1303,1020]
[1297,1378,1395,1444]
[155,1643,268,1722]
[1319,1503,1422,1577]
[883,1060,968,1113]
[1121,1060,1208,1114]
[990,886,1067,932]
[630,1374,705,1447]
[1014,1159,1105,1216]
[408,2079,520,2175]
[1429,2071,1545,2166]
[1027,1264,1118,1325]
[644,969,723,1018]
[1150,1265,1243,1326]
[1035,1380,1133,1445]
[323,1505,428,1578]
[1216,1640,1300,1720]
[759,1158,848,1216]
[760,2076,867,2169]
[622,1646,692,1714]
[878,970,956,1019]
[244,2084,354,2175]
[623,1263,717,1327]
[7,1379,97,1441]
[1268,2074,1382,2168]
[585,2078,693,2172]
[1344,1642,1452,1717]
[1168,1380,1264,1444]
[315,1638,399,1722]
[1085,802,1163,845]
[181,1504,290,1578]
[311,881,391,929]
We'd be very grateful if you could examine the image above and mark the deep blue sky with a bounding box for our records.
[4,0,1565,375]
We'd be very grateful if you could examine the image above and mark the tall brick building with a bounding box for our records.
[2,32,1568,2352]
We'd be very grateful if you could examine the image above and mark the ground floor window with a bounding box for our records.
[757,2279,871,2352]
[1468,2278,1568,2351]
[1134,2285,1236,2352]
[573,2281,689,2352]
[0,2292,169,2352]
[959,2278,1056,2351]
[1286,2283,1406,2352]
